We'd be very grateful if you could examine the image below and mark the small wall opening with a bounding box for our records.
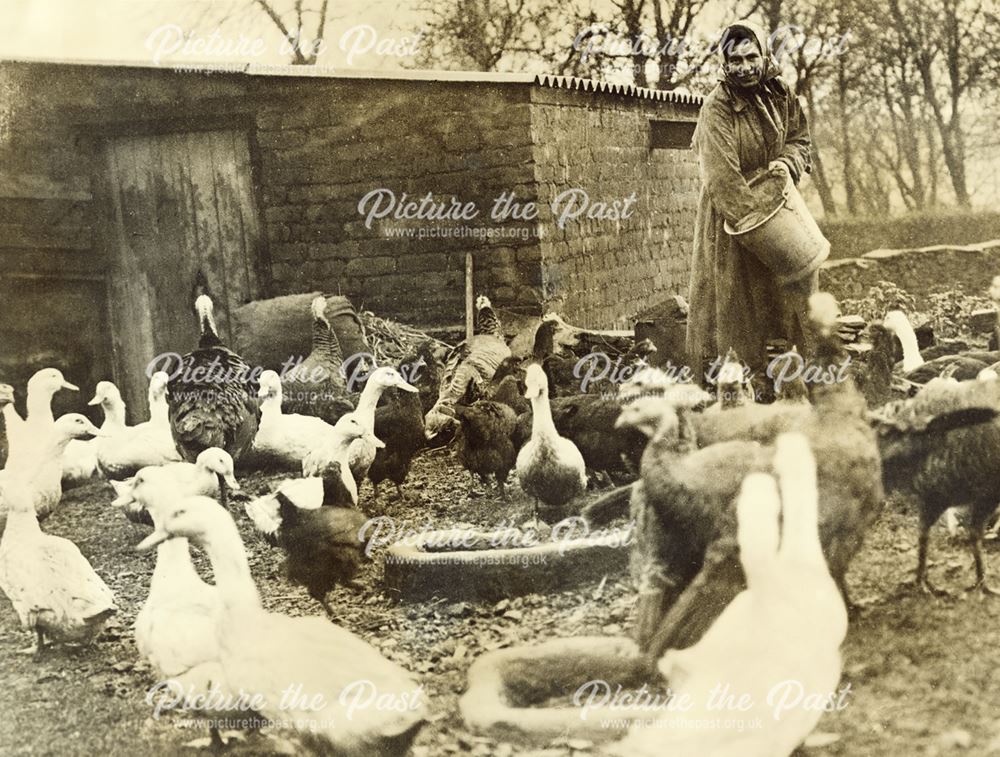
[650,120,695,150]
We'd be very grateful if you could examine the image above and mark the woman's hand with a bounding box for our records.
[769,160,792,182]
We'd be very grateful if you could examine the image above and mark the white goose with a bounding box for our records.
[515,363,587,522]
[609,433,846,757]
[122,465,243,749]
[93,377,182,479]
[302,367,416,483]
[1,412,106,530]
[246,369,342,471]
[137,495,428,756]
[246,415,377,537]
[63,375,145,485]
[0,416,116,656]
[884,309,996,384]
[3,368,79,466]
[110,447,239,510]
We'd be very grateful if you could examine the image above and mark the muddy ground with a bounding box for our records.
[2,447,1000,756]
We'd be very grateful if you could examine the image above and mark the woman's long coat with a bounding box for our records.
[685,74,813,383]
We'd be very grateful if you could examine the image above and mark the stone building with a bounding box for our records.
[0,59,701,414]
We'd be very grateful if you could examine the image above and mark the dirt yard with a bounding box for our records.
[2,447,1000,756]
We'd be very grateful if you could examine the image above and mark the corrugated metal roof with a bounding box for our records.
[532,73,703,105]
[3,56,703,105]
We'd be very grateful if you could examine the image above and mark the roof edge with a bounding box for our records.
[1,56,703,105]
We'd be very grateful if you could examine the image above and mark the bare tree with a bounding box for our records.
[184,0,333,65]
[885,0,1000,207]
[416,0,572,72]
[419,0,719,87]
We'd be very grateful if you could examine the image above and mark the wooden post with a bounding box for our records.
[465,251,474,342]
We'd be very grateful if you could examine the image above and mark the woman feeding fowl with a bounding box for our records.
[686,22,820,384]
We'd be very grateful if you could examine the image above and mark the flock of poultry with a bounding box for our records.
[1,274,1000,755]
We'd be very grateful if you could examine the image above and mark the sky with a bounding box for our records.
[0,0,428,70]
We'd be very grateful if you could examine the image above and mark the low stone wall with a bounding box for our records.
[820,239,1000,306]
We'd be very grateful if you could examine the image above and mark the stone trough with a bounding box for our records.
[382,524,631,603]
[459,636,660,744]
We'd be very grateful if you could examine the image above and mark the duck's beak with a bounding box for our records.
[135,528,170,552]
[397,379,418,394]
[224,473,241,491]
[370,433,386,449]
[110,487,134,508]
[62,381,79,391]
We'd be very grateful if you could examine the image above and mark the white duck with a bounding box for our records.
[1,383,21,459]
[302,367,416,484]
[93,378,182,479]
[884,309,997,384]
[110,447,239,510]
[136,495,428,756]
[0,412,106,531]
[515,363,587,522]
[608,432,847,757]
[246,369,343,471]
[3,368,79,466]
[246,415,378,537]
[62,375,141,485]
[122,465,243,749]
[0,429,117,657]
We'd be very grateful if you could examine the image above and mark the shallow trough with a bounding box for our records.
[459,636,662,743]
[382,524,631,603]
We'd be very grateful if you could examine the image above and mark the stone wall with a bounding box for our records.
[529,87,700,329]
[251,77,542,326]
[820,240,1000,307]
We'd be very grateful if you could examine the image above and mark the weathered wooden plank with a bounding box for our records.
[171,132,205,351]
[0,172,92,201]
[0,248,107,275]
[186,130,232,342]
[229,128,264,299]
[106,137,156,420]
[0,197,90,227]
[0,222,93,251]
[206,130,237,344]
[213,130,253,314]
[153,132,197,357]
[128,134,166,420]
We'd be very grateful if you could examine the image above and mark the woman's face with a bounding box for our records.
[725,39,764,87]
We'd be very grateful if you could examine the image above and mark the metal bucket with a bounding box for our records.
[724,170,830,285]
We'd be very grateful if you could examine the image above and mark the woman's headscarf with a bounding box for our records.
[717,23,780,87]
[716,22,786,156]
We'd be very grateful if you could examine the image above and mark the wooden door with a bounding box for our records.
[100,130,262,419]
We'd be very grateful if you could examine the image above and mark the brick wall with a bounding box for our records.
[528,87,700,329]
[251,78,543,326]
